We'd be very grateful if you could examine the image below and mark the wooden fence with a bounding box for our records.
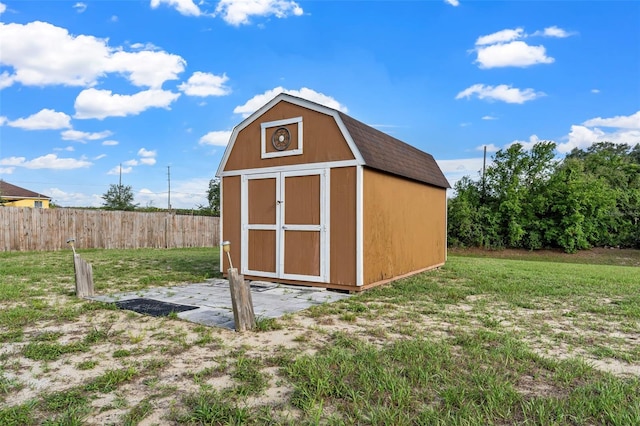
[0,207,220,252]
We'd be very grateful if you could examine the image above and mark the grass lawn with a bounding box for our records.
[1,247,639,424]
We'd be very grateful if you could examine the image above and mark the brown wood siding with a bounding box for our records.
[222,176,241,271]
[284,231,320,276]
[224,101,355,171]
[248,178,276,224]
[284,174,320,225]
[363,168,446,286]
[248,230,276,272]
[330,166,357,285]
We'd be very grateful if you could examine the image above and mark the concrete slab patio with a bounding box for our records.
[90,279,350,330]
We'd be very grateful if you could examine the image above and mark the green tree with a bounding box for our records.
[483,141,557,248]
[566,142,640,247]
[199,178,220,216]
[543,158,616,252]
[448,140,639,252]
[102,184,138,211]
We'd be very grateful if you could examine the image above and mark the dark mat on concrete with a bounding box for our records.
[115,298,198,317]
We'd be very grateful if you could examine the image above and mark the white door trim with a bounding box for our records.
[241,169,329,282]
[242,172,280,279]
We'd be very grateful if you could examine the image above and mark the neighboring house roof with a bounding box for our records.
[0,180,51,200]
[218,93,450,189]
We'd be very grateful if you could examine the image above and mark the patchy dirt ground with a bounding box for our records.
[2,248,639,424]
[3,287,639,424]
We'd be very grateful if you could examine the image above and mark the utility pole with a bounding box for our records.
[482,146,487,200]
[167,165,171,212]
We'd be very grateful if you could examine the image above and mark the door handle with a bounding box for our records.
[276,200,283,205]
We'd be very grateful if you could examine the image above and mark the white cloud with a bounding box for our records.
[476,144,500,152]
[136,177,209,209]
[0,157,24,166]
[0,21,185,89]
[47,187,103,207]
[0,154,92,169]
[505,111,640,154]
[582,111,640,129]
[140,157,157,165]
[591,89,600,94]
[138,148,157,165]
[0,21,110,87]
[0,116,6,126]
[130,42,160,51]
[437,158,485,174]
[124,159,139,166]
[456,84,544,104]
[557,126,640,154]
[53,146,75,152]
[102,140,119,146]
[74,88,181,119]
[472,26,571,69]
[234,87,347,118]
[150,0,202,16]
[533,26,572,38]
[0,71,14,89]
[475,28,524,46]
[507,134,543,151]
[94,154,106,160]
[106,50,185,89]
[215,0,303,26]
[0,2,6,15]
[7,109,72,130]
[475,41,554,68]
[437,157,489,189]
[482,115,498,120]
[61,129,113,142]
[138,148,156,158]
[73,2,87,13]
[107,165,133,175]
[199,130,232,146]
[0,167,15,174]
[444,0,459,6]
[178,72,231,97]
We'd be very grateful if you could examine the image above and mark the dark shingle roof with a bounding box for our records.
[338,112,450,189]
[0,181,50,199]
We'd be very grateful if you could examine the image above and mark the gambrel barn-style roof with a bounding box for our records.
[218,93,450,190]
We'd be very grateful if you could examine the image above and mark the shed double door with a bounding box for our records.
[241,169,327,282]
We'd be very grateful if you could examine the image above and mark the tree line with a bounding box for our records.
[101,178,220,216]
[448,142,640,252]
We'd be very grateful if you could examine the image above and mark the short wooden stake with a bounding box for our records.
[74,254,94,298]
[228,268,255,332]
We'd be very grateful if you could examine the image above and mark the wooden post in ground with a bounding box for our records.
[74,254,94,298]
[228,268,255,332]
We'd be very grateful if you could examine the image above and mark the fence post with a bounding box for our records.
[228,268,255,332]
[74,254,94,297]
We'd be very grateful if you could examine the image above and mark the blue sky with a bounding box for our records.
[1,0,638,208]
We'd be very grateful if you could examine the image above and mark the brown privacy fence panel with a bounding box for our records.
[0,207,220,252]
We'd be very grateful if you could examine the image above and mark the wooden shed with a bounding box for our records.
[216,93,450,291]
